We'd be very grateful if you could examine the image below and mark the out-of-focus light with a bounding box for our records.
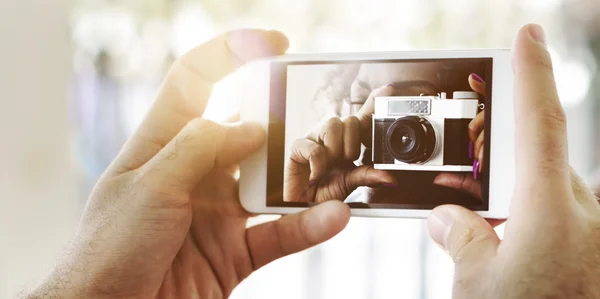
[555,59,591,107]
[494,223,506,239]
[549,47,592,107]
[73,8,137,57]
[517,0,562,11]
[171,2,215,57]
[442,0,478,16]
[204,73,242,122]
[344,0,388,25]
[128,19,171,79]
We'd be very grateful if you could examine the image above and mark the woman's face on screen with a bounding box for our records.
[349,62,447,115]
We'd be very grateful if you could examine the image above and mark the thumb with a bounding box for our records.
[433,173,482,199]
[246,200,351,270]
[511,23,570,215]
[355,84,395,145]
[138,119,265,193]
[427,205,499,264]
[345,165,397,188]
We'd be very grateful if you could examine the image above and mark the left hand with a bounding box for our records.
[433,74,486,198]
[26,29,351,299]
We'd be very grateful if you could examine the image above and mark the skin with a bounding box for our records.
[433,75,486,198]
[427,24,600,298]
[23,23,600,299]
[284,70,486,203]
[23,29,351,299]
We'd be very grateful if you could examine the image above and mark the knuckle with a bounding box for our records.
[536,158,566,180]
[345,148,359,161]
[449,227,476,261]
[187,117,220,134]
[529,53,554,73]
[184,118,224,155]
[325,117,343,131]
[309,145,325,159]
[539,105,567,127]
[344,116,360,127]
[450,228,493,263]
[298,213,316,247]
[344,116,361,135]
[292,138,307,148]
[131,170,189,208]
[516,49,554,74]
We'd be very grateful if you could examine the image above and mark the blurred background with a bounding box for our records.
[2,0,600,298]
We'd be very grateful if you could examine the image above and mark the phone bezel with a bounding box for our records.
[240,49,513,219]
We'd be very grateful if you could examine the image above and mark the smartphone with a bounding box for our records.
[239,50,513,219]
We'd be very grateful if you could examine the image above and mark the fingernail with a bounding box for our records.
[385,84,394,88]
[428,208,455,249]
[471,73,484,83]
[468,141,474,159]
[528,24,547,49]
[382,183,397,188]
[227,30,289,61]
[309,180,317,186]
[473,160,480,180]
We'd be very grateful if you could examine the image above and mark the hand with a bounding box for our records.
[26,29,351,299]
[284,85,397,203]
[468,74,486,175]
[427,24,600,298]
[433,74,486,198]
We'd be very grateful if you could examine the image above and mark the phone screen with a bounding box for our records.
[266,58,493,210]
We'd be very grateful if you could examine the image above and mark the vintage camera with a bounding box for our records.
[372,92,480,171]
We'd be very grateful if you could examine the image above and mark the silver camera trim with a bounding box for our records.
[385,98,432,116]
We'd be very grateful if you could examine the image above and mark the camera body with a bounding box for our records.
[372,92,479,172]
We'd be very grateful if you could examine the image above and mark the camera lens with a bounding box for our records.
[385,116,436,163]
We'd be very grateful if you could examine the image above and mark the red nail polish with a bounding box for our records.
[471,73,484,83]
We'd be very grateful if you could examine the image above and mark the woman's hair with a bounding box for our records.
[436,60,487,95]
[311,63,361,120]
[311,60,488,119]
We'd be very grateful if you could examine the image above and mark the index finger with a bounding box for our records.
[511,24,570,204]
[110,29,289,174]
[355,84,395,145]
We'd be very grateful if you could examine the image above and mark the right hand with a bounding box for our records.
[427,24,600,298]
[284,85,397,203]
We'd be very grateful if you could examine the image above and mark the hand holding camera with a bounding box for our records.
[284,75,487,203]
[284,85,398,203]
[433,74,486,198]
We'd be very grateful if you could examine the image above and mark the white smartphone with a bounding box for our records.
[239,50,514,219]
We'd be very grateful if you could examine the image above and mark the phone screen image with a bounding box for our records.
[265,58,493,210]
